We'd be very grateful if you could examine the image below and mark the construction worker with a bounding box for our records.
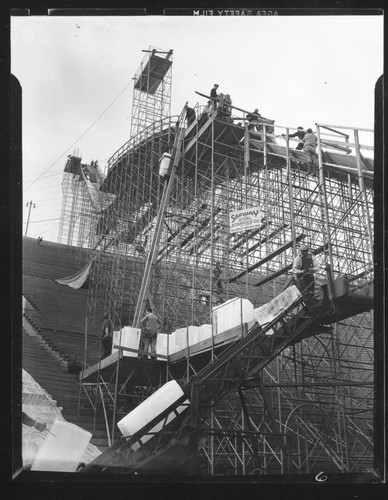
[284,126,306,150]
[292,245,319,302]
[303,128,318,175]
[213,262,223,299]
[246,108,262,132]
[101,312,114,359]
[210,84,219,110]
[223,94,232,117]
[185,103,196,126]
[140,308,161,359]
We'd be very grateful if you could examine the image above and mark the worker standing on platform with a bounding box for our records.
[210,84,219,111]
[140,308,161,359]
[101,312,113,359]
[292,245,319,302]
[303,128,318,175]
[185,103,196,126]
[246,108,262,132]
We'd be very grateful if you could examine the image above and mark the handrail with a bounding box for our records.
[107,115,179,166]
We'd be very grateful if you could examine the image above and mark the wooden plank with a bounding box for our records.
[229,229,298,283]
[247,223,289,255]
[80,351,121,381]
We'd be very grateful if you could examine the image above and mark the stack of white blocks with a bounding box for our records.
[212,297,254,336]
[159,299,255,359]
[167,324,216,356]
[114,298,256,360]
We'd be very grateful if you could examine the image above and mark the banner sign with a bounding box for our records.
[229,206,262,233]
[254,285,301,335]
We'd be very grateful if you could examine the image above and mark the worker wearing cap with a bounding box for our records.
[292,245,319,301]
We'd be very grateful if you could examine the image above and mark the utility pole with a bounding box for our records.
[25,201,35,237]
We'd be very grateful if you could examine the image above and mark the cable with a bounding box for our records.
[23,217,60,224]
[23,170,63,180]
[23,79,133,193]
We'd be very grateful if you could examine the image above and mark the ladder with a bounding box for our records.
[132,105,188,327]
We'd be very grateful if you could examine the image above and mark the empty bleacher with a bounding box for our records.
[23,237,101,365]
[22,237,114,452]
[22,328,109,452]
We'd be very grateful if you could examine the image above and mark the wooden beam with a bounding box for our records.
[228,232,302,284]
[253,243,329,287]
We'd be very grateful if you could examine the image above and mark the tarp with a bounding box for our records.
[54,261,93,289]
[80,165,116,212]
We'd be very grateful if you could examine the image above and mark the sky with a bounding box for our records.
[11,14,383,242]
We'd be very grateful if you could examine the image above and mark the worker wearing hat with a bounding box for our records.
[292,244,319,302]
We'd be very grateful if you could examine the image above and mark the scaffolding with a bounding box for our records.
[57,155,112,249]
[75,49,375,476]
[85,47,174,329]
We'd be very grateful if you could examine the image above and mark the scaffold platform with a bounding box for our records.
[81,281,373,390]
[81,281,374,474]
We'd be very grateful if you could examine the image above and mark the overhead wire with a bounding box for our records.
[23,78,133,193]
[23,217,61,224]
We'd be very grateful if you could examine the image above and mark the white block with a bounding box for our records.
[168,328,187,353]
[254,285,301,335]
[112,327,140,357]
[187,325,201,346]
[212,297,254,335]
[31,418,91,472]
[155,333,169,359]
[173,327,189,351]
[117,380,185,437]
[130,400,189,451]
[198,324,213,343]
[167,330,177,354]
